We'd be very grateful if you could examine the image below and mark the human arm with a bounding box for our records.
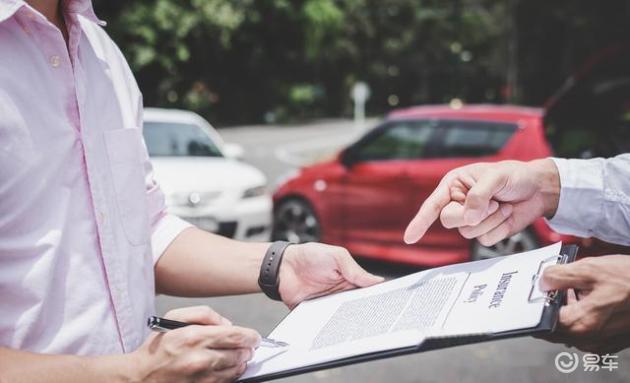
[154,228,384,308]
[403,155,630,247]
[154,228,269,296]
[0,348,132,383]
[403,158,560,245]
[0,307,259,383]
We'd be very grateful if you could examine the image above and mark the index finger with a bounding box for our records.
[165,305,232,326]
[197,325,262,349]
[404,181,451,244]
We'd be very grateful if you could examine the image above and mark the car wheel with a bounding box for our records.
[272,199,321,243]
[471,230,538,261]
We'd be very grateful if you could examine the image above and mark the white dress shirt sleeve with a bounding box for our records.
[143,150,193,265]
[548,154,630,246]
[134,95,192,264]
[150,214,192,264]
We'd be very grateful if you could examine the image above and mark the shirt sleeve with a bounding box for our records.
[135,95,192,265]
[547,154,630,246]
[150,213,192,264]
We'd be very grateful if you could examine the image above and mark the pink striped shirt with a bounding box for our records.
[0,0,190,355]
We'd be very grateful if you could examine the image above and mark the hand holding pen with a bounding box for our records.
[132,306,280,383]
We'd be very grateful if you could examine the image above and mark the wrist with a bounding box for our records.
[124,349,155,383]
[280,244,300,271]
[258,241,293,300]
[255,242,273,292]
[83,352,141,383]
[278,244,301,299]
[530,158,561,218]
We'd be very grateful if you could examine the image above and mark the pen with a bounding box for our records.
[147,316,289,348]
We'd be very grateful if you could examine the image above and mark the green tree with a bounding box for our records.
[93,0,630,125]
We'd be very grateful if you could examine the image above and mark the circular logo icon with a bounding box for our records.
[555,352,579,374]
[188,192,201,207]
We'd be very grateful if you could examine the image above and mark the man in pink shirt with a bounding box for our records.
[0,0,384,381]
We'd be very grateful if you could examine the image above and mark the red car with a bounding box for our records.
[272,45,630,267]
[272,105,573,266]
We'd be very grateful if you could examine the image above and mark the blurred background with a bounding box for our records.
[96,0,628,125]
[94,1,630,382]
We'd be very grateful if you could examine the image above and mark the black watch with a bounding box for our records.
[258,241,293,301]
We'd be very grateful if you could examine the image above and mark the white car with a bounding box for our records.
[143,108,272,241]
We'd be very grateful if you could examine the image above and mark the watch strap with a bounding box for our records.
[258,241,292,301]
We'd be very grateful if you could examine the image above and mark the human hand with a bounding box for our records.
[539,255,630,354]
[278,242,384,308]
[131,306,260,383]
[404,159,561,246]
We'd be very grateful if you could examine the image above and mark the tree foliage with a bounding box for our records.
[93,0,630,125]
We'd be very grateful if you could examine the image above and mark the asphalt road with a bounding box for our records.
[157,120,629,383]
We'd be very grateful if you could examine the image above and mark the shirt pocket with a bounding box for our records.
[104,128,150,246]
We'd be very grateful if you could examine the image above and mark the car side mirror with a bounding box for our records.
[223,142,245,160]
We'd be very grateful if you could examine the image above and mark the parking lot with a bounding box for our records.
[156,120,630,383]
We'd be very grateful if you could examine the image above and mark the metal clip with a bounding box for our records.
[528,255,563,305]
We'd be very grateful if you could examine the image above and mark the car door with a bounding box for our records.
[339,120,439,257]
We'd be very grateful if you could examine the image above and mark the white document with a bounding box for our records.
[241,242,563,381]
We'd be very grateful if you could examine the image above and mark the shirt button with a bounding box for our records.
[50,55,60,68]
[98,211,106,223]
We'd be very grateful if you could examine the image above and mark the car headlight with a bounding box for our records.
[242,185,267,199]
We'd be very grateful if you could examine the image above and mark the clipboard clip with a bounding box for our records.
[527,253,569,305]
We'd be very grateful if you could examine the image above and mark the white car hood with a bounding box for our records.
[150,157,267,195]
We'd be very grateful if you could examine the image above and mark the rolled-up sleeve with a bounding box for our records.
[150,213,192,264]
[548,154,630,246]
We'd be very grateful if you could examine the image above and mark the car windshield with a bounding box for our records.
[143,121,223,157]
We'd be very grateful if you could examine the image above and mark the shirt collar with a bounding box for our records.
[0,0,105,26]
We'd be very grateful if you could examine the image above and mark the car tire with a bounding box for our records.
[272,198,321,243]
[470,229,539,261]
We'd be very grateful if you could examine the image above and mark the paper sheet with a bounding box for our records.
[241,242,562,381]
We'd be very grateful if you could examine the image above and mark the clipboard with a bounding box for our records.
[239,244,578,383]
